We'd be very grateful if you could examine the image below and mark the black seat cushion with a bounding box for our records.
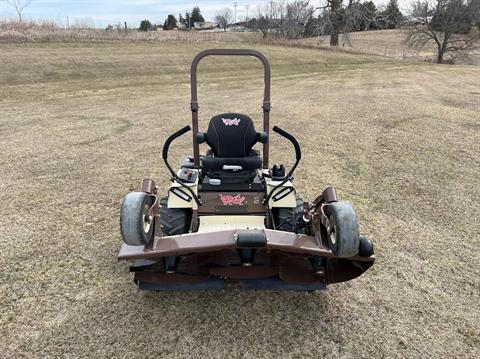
[202,156,262,171]
[204,113,258,157]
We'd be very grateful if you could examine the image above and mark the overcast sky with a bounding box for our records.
[0,0,412,27]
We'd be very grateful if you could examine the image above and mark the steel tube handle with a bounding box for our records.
[273,125,301,175]
[162,125,191,160]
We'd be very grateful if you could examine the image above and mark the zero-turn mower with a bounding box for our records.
[118,49,374,291]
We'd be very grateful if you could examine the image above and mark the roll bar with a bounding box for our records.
[190,49,271,169]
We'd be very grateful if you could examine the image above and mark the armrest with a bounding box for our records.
[257,131,268,144]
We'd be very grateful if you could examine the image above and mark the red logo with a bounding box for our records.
[222,118,241,126]
[219,194,246,206]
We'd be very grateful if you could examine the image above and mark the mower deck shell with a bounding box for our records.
[118,229,374,286]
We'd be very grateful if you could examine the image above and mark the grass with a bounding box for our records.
[0,42,479,358]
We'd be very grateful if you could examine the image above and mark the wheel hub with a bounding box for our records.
[142,204,153,233]
[327,221,336,245]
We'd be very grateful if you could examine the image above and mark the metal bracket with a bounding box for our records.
[141,178,157,194]
[191,101,199,112]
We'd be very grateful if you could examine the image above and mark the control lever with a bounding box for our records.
[264,126,302,205]
[162,125,201,205]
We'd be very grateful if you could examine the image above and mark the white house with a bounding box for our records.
[193,21,215,30]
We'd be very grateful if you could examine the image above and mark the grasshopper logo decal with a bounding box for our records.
[219,194,246,206]
[221,118,241,126]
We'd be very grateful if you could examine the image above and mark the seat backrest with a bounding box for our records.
[204,113,258,157]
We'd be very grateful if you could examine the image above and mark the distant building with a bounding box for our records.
[194,21,215,30]
[403,15,433,26]
[229,23,248,32]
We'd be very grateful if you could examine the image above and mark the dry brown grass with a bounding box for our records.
[0,42,479,358]
[0,20,260,43]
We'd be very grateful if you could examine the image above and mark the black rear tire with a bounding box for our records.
[159,196,191,274]
[120,192,155,246]
[325,202,360,257]
[159,197,191,235]
[273,195,305,233]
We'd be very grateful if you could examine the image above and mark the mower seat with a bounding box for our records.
[197,113,267,172]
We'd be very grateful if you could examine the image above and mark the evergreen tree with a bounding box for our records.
[184,11,191,29]
[382,0,403,29]
[190,6,205,27]
[139,19,152,32]
[362,1,378,30]
[350,1,377,31]
[163,15,178,30]
[431,0,473,34]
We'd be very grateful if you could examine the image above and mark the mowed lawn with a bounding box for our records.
[0,42,479,358]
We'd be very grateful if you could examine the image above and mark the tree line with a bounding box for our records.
[139,6,205,31]
[254,0,404,44]
[137,0,478,64]
[138,1,405,41]
[225,0,478,63]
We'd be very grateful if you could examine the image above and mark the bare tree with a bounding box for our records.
[405,0,479,63]
[282,1,315,39]
[253,1,316,39]
[320,0,361,46]
[326,0,343,46]
[1,0,32,22]
[215,8,233,31]
[251,0,369,42]
[255,4,272,38]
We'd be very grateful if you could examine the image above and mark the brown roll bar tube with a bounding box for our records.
[190,49,271,169]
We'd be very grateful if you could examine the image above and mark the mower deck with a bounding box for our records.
[119,229,374,290]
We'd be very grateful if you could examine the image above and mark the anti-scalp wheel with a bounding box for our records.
[120,192,155,246]
[325,202,360,257]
